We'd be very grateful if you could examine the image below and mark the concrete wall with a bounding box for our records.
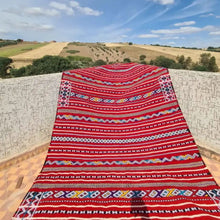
[0,73,62,161]
[0,70,219,161]
[169,69,220,154]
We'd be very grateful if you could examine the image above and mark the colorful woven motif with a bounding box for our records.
[13,63,220,219]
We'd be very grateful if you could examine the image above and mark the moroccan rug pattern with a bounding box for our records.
[13,63,220,219]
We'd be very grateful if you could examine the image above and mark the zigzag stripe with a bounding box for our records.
[45,153,199,166]
[96,64,142,72]
[70,89,161,104]
[64,67,164,86]
[56,107,180,123]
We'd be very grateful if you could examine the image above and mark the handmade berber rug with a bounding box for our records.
[13,63,220,219]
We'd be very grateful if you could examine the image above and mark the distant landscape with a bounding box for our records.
[0,39,219,78]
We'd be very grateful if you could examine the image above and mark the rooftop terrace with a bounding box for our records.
[0,69,219,219]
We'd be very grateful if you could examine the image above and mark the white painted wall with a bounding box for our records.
[0,70,219,161]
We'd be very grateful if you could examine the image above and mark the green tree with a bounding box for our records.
[184,57,193,69]
[93,59,107,66]
[10,67,26,77]
[176,55,192,69]
[16,39,23,43]
[31,55,72,74]
[139,60,147,64]
[176,55,185,66]
[196,53,219,72]
[152,56,176,68]
[208,56,219,72]
[67,56,93,68]
[128,42,133,45]
[123,58,131,63]
[192,63,208,71]
[0,57,13,78]
[200,53,211,68]
[10,56,73,77]
[139,54,146,61]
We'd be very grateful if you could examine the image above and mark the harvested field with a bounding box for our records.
[106,43,220,67]
[0,42,48,58]
[137,44,220,67]
[60,43,126,62]
[117,45,176,63]
[10,42,68,68]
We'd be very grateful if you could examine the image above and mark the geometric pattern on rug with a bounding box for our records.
[13,63,220,219]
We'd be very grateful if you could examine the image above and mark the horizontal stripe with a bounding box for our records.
[53,114,184,129]
[96,64,143,72]
[33,181,216,189]
[56,108,180,124]
[58,102,177,118]
[18,202,218,208]
[12,214,220,220]
[47,148,198,161]
[38,167,209,176]
[42,161,204,172]
[34,177,213,183]
[47,145,197,158]
[64,66,164,86]
[49,136,193,150]
[63,69,166,89]
[52,124,187,137]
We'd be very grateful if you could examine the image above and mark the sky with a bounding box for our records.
[0,0,220,47]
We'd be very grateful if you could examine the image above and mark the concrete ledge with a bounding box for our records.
[0,69,219,161]
[0,142,49,171]
[198,146,220,163]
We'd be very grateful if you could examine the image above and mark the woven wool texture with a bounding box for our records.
[13,63,220,219]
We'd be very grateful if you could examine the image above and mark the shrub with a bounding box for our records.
[128,42,133,45]
[151,56,176,68]
[66,50,80,54]
[10,67,26,77]
[0,40,18,48]
[192,63,208,71]
[0,57,13,78]
[123,58,131,63]
[32,55,72,74]
[139,55,146,61]
[208,56,219,72]
[11,56,73,77]
[139,60,147,65]
[67,56,92,62]
[176,55,192,69]
[93,59,107,66]
[67,56,93,68]
[197,53,219,72]
[200,53,211,68]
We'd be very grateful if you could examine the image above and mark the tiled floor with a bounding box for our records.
[0,151,220,220]
[0,151,47,220]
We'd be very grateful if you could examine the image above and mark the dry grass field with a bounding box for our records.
[0,42,48,58]
[137,44,220,67]
[3,41,219,70]
[60,42,177,63]
[60,42,127,62]
[106,43,220,67]
[10,42,68,68]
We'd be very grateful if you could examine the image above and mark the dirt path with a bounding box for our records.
[10,42,69,68]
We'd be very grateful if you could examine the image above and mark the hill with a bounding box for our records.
[105,43,220,67]
[1,41,219,70]
[9,42,68,68]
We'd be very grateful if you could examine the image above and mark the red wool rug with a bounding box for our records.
[13,63,220,219]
